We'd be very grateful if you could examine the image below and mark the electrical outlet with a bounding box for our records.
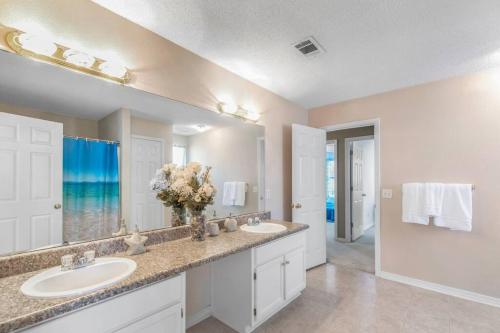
[382,189,393,199]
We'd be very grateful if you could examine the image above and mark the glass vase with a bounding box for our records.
[190,211,206,241]
[171,206,186,227]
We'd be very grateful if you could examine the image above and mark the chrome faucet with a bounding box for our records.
[247,217,261,226]
[61,250,95,271]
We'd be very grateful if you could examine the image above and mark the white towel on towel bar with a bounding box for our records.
[402,183,428,225]
[433,184,473,232]
[424,183,445,217]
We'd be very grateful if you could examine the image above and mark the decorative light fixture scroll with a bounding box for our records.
[5,30,130,84]
[216,102,261,122]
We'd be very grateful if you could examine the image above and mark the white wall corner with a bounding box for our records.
[186,306,212,329]
[378,271,500,308]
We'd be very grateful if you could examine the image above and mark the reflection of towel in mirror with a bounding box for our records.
[234,182,246,206]
[223,182,237,206]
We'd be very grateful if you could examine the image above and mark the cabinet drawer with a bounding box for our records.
[25,273,185,333]
[254,232,305,266]
[113,303,182,333]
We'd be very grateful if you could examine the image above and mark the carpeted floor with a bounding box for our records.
[326,223,375,273]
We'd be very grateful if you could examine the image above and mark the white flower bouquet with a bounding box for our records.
[150,162,216,216]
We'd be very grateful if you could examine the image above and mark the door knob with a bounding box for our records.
[54,203,62,209]
[295,203,302,209]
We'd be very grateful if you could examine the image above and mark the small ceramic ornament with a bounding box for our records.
[125,225,148,255]
[112,219,128,237]
[224,218,238,232]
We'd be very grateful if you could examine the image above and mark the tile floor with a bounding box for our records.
[327,223,375,273]
[188,264,500,333]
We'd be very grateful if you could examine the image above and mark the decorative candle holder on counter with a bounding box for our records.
[207,221,220,236]
[191,212,207,241]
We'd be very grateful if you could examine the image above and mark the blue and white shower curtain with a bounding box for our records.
[63,137,119,242]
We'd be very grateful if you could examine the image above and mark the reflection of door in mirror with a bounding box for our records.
[0,112,63,255]
[131,136,165,231]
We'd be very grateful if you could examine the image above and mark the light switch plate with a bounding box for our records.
[382,189,393,199]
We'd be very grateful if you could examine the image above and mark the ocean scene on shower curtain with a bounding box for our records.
[63,137,120,243]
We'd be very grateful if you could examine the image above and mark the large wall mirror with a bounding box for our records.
[0,50,265,256]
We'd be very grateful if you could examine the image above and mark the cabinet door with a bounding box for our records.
[254,256,285,322]
[113,303,183,333]
[285,247,306,300]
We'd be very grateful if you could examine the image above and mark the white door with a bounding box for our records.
[0,112,62,255]
[113,303,182,333]
[292,124,326,269]
[350,141,365,241]
[131,136,164,231]
[284,247,306,300]
[254,256,285,323]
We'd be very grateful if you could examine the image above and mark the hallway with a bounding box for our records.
[326,224,375,274]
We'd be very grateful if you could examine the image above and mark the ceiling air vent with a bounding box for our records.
[293,36,325,57]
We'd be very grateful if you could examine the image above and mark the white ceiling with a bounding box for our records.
[0,50,253,135]
[93,0,500,108]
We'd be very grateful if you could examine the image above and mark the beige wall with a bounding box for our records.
[188,125,264,218]
[0,0,308,220]
[326,126,374,239]
[0,102,98,137]
[310,69,500,298]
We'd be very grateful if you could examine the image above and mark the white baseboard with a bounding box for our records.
[186,306,212,329]
[378,271,500,308]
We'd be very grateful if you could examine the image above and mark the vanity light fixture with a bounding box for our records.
[62,49,95,68]
[5,30,130,84]
[217,102,261,122]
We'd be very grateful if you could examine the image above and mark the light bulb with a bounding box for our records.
[18,33,57,56]
[63,49,95,68]
[220,102,238,114]
[245,109,260,121]
[99,61,128,78]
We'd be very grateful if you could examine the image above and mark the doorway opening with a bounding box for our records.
[324,126,376,274]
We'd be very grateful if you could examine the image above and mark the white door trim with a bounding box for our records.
[326,139,337,239]
[130,135,165,230]
[344,135,374,243]
[321,119,381,276]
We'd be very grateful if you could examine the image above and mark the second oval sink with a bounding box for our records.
[21,257,137,299]
[240,223,287,234]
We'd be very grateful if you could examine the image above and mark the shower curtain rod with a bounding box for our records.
[64,135,120,144]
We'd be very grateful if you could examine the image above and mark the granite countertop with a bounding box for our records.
[0,221,308,333]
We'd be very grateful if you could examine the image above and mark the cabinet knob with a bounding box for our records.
[54,203,62,209]
[295,203,302,209]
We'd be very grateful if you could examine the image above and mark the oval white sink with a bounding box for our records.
[21,257,136,299]
[240,223,287,234]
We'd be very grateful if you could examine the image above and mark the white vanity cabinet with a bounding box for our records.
[212,231,306,333]
[23,273,185,333]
